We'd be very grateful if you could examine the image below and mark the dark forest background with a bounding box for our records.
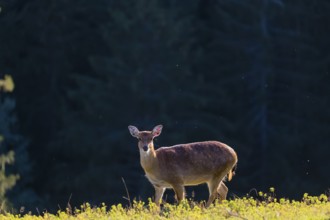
[0,0,329,212]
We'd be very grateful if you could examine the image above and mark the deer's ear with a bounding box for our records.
[152,125,163,137]
[128,125,140,138]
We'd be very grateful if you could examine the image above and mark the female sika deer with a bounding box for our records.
[128,124,238,207]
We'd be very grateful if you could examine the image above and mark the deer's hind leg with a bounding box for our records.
[217,181,228,201]
[206,172,228,207]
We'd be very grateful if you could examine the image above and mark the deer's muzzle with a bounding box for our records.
[143,145,148,151]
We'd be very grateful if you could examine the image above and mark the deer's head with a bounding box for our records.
[128,125,163,152]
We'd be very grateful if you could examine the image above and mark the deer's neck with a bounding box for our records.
[139,143,158,173]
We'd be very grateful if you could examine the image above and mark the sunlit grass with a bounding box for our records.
[1,193,329,219]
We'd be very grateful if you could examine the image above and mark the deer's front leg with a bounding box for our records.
[172,184,185,203]
[154,186,165,206]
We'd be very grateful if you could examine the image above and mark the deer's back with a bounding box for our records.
[154,141,237,185]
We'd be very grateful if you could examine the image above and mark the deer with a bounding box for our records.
[128,124,238,208]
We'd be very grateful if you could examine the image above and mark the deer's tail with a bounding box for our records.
[227,163,237,181]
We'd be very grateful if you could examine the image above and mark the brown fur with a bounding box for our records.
[128,125,238,207]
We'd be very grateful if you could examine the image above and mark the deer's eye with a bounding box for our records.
[138,138,142,141]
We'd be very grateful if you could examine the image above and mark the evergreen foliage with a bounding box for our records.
[196,0,330,194]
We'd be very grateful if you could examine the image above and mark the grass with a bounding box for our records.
[0,192,329,220]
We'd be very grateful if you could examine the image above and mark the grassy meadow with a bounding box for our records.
[0,192,329,220]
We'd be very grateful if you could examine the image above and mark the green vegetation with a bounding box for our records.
[0,74,38,211]
[0,149,19,211]
[0,193,329,220]
[0,75,19,211]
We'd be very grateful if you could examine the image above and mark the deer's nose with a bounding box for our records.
[143,145,148,151]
